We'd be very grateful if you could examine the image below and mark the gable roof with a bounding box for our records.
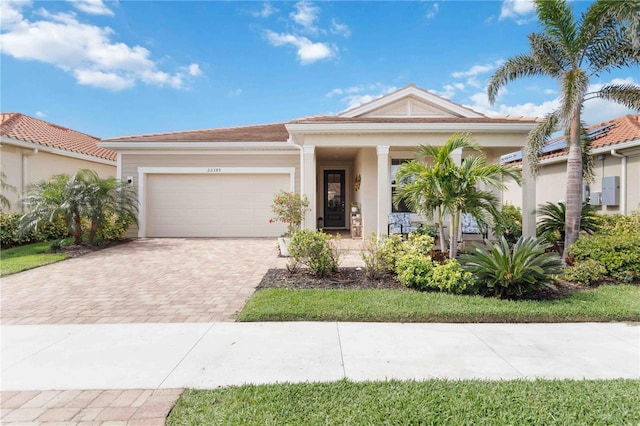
[102,122,289,143]
[501,114,640,163]
[338,84,487,119]
[1,113,116,161]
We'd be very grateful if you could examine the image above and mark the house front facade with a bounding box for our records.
[100,85,540,239]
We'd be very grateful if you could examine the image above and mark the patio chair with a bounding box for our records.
[388,213,417,238]
[460,213,488,239]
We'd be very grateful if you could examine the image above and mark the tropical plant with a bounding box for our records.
[564,259,607,286]
[394,133,521,258]
[19,173,87,245]
[396,252,435,290]
[289,229,340,277]
[78,169,137,245]
[270,191,310,237]
[487,0,640,260]
[460,236,563,299]
[536,202,600,252]
[493,204,522,245]
[569,232,640,283]
[0,170,16,211]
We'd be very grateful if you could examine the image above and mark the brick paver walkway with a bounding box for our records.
[1,238,280,325]
[1,389,182,425]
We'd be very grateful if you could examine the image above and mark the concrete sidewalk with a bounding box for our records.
[2,322,638,391]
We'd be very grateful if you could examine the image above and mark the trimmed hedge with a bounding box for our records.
[0,212,68,248]
[569,233,640,283]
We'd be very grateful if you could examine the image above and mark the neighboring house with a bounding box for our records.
[0,113,117,212]
[502,114,640,215]
[100,84,540,238]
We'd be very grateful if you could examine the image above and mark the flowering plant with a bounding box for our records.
[270,191,310,237]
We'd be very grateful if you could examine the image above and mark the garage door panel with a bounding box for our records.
[146,173,289,237]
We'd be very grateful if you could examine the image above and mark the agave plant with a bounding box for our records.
[460,236,563,299]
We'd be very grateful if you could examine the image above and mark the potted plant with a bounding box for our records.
[270,190,310,256]
[351,201,359,213]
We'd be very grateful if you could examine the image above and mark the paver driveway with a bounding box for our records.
[1,238,281,325]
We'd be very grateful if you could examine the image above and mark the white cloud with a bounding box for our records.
[452,61,503,79]
[425,2,439,19]
[228,88,243,97]
[35,111,46,118]
[326,83,398,109]
[465,90,561,118]
[1,0,30,27]
[330,19,350,37]
[264,30,335,64]
[499,0,536,24]
[252,2,276,18]
[290,1,320,34]
[0,2,201,91]
[583,77,639,124]
[67,0,113,16]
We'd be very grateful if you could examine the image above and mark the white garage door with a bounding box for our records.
[146,173,289,237]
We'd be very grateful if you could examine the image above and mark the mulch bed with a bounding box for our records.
[56,239,132,258]
[258,266,585,300]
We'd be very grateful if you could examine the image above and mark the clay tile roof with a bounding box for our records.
[103,122,289,143]
[1,113,116,161]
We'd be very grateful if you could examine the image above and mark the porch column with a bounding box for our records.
[377,145,390,237]
[450,147,463,166]
[521,153,536,238]
[302,144,316,230]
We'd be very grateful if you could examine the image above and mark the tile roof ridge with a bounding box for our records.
[103,121,287,141]
[0,112,23,131]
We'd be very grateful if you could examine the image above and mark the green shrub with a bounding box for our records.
[597,211,640,235]
[493,204,522,244]
[460,236,563,299]
[415,224,438,239]
[289,229,340,277]
[0,212,68,248]
[405,233,435,257]
[430,259,474,295]
[396,252,434,290]
[96,213,134,243]
[564,259,606,286]
[360,234,389,280]
[569,233,640,283]
[376,233,407,272]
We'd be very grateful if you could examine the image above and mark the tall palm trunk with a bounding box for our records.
[449,210,461,259]
[73,210,83,245]
[437,206,448,252]
[563,107,583,261]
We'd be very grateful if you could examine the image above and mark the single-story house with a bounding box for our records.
[100,84,541,239]
[502,114,640,215]
[0,113,117,212]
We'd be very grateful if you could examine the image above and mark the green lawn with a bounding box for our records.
[238,285,640,322]
[167,379,640,425]
[0,241,70,276]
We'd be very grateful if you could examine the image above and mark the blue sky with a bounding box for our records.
[1,0,638,138]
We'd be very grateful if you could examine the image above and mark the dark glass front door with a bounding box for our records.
[324,170,345,228]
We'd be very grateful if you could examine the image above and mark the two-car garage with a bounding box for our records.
[143,169,292,238]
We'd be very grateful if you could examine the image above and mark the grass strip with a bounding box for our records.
[238,285,640,322]
[168,379,640,425]
[1,241,70,276]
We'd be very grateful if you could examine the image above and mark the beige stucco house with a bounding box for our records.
[502,114,640,215]
[100,85,540,239]
[0,113,117,212]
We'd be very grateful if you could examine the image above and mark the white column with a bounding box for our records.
[521,153,536,238]
[302,145,316,230]
[377,145,390,237]
[450,147,463,166]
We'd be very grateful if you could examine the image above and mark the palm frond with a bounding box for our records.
[592,83,640,110]
[487,56,546,104]
[534,0,579,60]
[528,32,570,76]
[526,111,561,174]
[560,69,589,123]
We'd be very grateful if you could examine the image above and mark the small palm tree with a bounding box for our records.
[536,201,600,253]
[20,173,86,245]
[487,0,640,260]
[1,170,16,211]
[394,133,521,258]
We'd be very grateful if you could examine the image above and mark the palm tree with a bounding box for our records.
[394,133,522,258]
[536,201,600,253]
[487,0,640,260]
[20,173,86,245]
[79,169,138,245]
[1,170,16,211]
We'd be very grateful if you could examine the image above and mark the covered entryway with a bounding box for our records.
[145,173,290,237]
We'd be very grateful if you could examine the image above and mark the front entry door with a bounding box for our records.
[324,170,345,228]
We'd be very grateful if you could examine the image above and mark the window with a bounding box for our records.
[391,159,413,213]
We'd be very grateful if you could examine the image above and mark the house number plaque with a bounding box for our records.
[206,168,222,173]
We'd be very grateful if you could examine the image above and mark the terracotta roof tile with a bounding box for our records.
[103,123,289,143]
[1,113,116,161]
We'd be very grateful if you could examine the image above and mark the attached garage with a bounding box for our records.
[143,170,292,237]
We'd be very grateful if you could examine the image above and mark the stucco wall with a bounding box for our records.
[353,147,378,237]
[1,144,115,212]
